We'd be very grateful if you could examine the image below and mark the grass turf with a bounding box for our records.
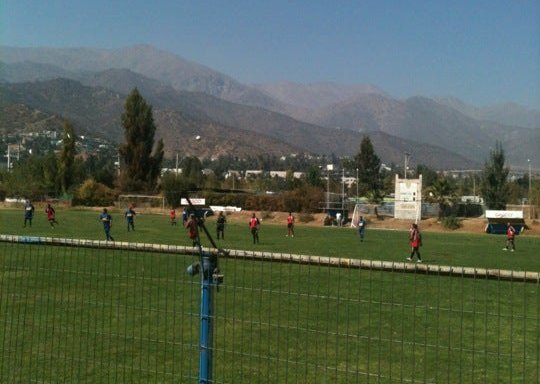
[1,208,539,382]
[1,207,539,271]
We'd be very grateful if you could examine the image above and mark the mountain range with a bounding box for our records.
[1,44,538,169]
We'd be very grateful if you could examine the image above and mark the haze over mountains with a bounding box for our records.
[1,44,538,169]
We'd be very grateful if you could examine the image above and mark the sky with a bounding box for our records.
[1,0,539,107]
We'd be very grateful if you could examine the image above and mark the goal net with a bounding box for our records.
[349,203,369,228]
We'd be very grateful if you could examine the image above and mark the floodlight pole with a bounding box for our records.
[326,168,330,211]
[356,168,359,202]
[404,152,410,179]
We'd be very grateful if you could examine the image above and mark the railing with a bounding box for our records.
[1,236,538,383]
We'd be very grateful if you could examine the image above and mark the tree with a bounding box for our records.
[354,136,382,200]
[416,164,438,189]
[305,166,324,188]
[2,154,58,199]
[481,142,509,210]
[161,173,191,208]
[181,156,203,186]
[119,88,164,192]
[425,177,457,219]
[58,120,76,194]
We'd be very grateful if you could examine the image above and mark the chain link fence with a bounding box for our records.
[1,237,538,383]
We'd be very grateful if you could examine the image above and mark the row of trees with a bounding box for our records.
[0,88,537,215]
[0,89,164,201]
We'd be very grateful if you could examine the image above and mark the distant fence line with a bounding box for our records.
[1,234,537,284]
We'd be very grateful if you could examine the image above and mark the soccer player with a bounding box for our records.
[23,200,35,227]
[249,213,261,244]
[169,209,177,226]
[125,204,136,231]
[503,222,516,252]
[182,208,189,226]
[357,215,366,242]
[216,211,226,240]
[45,203,59,227]
[406,223,422,262]
[286,212,295,237]
[99,208,114,241]
[185,213,199,246]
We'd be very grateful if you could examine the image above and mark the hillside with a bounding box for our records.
[0,79,305,159]
[2,44,535,168]
[0,45,290,112]
[304,94,538,167]
[434,97,540,129]
[0,104,65,135]
[0,77,479,169]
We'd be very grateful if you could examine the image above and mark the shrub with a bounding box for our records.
[441,215,462,230]
[0,184,6,201]
[323,215,336,226]
[298,213,315,223]
[73,178,117,206]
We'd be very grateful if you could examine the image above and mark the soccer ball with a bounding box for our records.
[195,135,201,141]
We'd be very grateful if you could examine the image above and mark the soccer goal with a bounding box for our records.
[349,203,369,227]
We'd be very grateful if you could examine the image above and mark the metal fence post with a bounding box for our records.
[199,252,215,383]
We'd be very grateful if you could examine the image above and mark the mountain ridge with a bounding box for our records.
[0,76,479,169]
[1,44,537,168]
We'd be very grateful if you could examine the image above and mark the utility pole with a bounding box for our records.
[6,146,11,171]
[472,174,476,200]
[341,168,345,212]
[528,159,532,219]
[175,152,179,178]
[326,164,333,211]
[356,168,359,202]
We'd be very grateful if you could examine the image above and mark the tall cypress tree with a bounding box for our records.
[119,88,164,192]
[354,136,382,200]
[58,120,76,194]
[481,142,509,209]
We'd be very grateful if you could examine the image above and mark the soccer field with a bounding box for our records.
[0,207,538,271]
[1,208,539,383]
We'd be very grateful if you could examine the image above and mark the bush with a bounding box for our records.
[199,187,325,213]
[323,215,336,226]
[161,174,192,208]
[298,213,315,223]
[0,184,6,201]
[261,211,274,220]
[73,178,117,206]
[441,215,462,230]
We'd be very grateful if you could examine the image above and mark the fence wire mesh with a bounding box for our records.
[1,239,538,383]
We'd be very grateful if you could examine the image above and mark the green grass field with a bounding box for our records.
[1,207,539,271]
[1,208,539,383]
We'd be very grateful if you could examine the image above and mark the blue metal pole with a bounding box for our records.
[199,253,214,384]
[184,196,224,383]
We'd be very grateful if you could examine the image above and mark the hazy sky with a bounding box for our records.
[1,0,539,107]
